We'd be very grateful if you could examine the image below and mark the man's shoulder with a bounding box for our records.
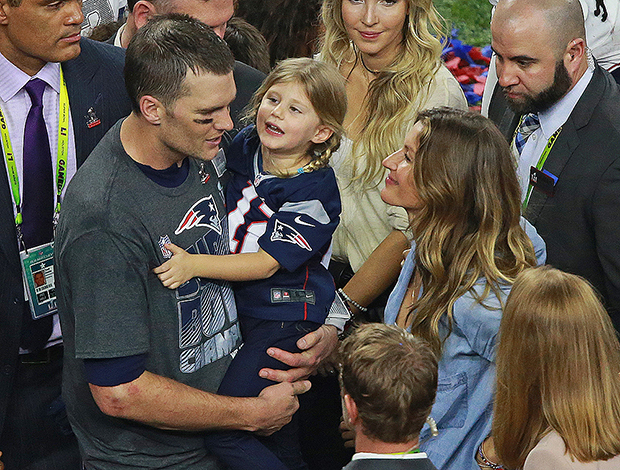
[584,68,620,132]
[233,60,266,86]
[343,456,437,470]
[64,37,125,69]
[67,121,126,198]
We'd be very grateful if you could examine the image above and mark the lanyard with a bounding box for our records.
[515,117,562,211]
[0,67,70,246]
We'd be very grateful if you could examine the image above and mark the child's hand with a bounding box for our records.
[153,243,195,289]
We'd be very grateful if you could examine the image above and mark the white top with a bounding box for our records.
[524,431,620,470]
[81,0,127,37]
[517,67,593,198]
[114,23,126,48]
[330,65,467,271]
[352,452,430,461]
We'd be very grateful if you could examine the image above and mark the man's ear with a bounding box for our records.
[132,0,157,29]
[0,0,12,26]
[343,394,359,427]
[139,95,166,125]
[564,37,586,75]
[311,125,334,145]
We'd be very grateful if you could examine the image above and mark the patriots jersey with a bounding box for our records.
[225,126,341,323]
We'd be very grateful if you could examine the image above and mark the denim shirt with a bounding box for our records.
[384,219,546,470]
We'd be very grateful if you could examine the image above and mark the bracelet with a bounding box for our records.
[337,288,368,312]
[477,442,505,470]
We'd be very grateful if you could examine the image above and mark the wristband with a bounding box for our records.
[337,288,368,313]
[476,442,505,470]
[324,291,352,333]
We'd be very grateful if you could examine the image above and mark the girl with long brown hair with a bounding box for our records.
[481,266,620,470]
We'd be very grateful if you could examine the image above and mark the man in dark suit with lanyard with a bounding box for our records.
[488,0,620,331]
[0,0,131,466]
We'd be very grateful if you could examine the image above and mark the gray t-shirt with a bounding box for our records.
[56,119,240,469]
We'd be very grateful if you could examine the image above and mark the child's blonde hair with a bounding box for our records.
[245,57,347,173]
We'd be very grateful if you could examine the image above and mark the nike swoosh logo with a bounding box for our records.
[295,215,315,227]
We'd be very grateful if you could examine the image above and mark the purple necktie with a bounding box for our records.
[20,78,54,351]
[22,78,54,248]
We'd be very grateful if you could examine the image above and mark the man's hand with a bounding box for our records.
[259,325,339,382]
[252,380,311,435]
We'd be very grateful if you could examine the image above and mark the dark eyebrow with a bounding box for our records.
[491,47,537,63]
[509,55,537,63]
[195,105,226,115]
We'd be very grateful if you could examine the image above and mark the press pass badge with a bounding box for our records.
[20,241,57,319]
[212,148,226,178]
[529,166,558,197]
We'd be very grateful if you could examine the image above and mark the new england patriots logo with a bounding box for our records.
[270,219,312,251]
[175,195,221,235]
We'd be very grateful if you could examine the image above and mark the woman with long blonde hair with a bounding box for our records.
[320,0,467,319]
[479,266,620,470]
[382,108,545,470]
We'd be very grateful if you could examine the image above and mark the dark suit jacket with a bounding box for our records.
[0,38,132,434]
[343,456,437,470]
[488,65,620,330]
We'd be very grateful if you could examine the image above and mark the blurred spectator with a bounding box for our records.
[81,0,127,37]
[89,20,123,42]
[224,17,271,74]
[236,0,322,67]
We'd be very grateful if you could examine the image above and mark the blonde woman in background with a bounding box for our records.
[320,0,467,319]
[478,267,620,470]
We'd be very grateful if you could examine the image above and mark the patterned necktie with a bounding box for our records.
[20,78,54,352]
[513,113,540,156]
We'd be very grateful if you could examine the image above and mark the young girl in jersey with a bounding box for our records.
[155,58,347,470]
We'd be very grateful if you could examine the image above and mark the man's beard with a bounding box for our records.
[503,60,572,115]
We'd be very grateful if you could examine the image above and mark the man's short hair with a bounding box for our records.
[339,324,438,443]
[124,13,235,112]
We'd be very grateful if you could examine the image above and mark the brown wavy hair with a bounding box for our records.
[494,266,620,468]
[404,108,537,354]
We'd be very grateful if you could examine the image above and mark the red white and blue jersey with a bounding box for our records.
[226,126,341,323]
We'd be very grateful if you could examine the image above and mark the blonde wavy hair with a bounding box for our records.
[244,57,347,175]
[404,108,537,355]
[494,266,620,469]
[320,0,445,187]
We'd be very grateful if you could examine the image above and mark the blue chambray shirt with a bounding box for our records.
[385,219,546,470]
